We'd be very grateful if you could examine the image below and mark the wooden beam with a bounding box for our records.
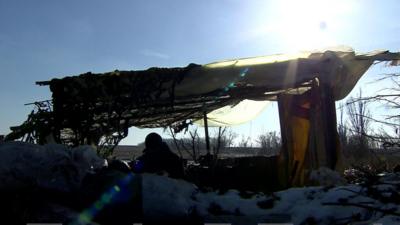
[277,94,291,188]
[277,80,339,187]
[309,83,338,169]
[203,110,211,154]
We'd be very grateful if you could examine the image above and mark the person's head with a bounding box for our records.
[145,132,163,150]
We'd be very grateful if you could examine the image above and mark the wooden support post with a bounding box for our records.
[308,83,338,169]
[323,84,338,169]
[277,94,292,188]
[203,111,211,154]
[277,81,339,187]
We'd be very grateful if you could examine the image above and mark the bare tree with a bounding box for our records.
[210,127,237,159]
[337,103,348,149]
[350,73,400,139]
[237,135,252,147]
[166,127,184,158]
[347,90,371,137]
[346,90,372,154]
[167,126,201,162]
[335,72,400,170]
[187,128,201,161]
[167,125,238,164]
[211,127,236,149]
[256,131,281,156]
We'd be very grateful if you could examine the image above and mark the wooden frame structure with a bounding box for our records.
[278,79,339,186]
[6,48,400,185]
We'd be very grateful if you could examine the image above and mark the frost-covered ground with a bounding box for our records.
[0,141,106,192]
[143,173,400,225]
[0,142,400,225]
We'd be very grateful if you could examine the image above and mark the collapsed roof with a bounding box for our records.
[34,47,399,136]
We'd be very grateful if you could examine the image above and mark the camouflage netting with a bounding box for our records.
[7,47,400,147]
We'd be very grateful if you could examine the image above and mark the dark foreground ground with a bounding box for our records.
[1,142,400,225]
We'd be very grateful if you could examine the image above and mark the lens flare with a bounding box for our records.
[71,173,136,225]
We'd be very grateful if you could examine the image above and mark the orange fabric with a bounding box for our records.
[290,115,310,185]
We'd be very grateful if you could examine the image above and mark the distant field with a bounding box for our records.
[112,145,279,161]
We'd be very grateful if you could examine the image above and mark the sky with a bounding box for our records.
[0,0,399,145]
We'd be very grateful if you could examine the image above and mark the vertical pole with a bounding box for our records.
[277,94,291,188]
[203,110,211,154]
[277,80,339,187]
[318,83,338,169]
[306,81,339,172]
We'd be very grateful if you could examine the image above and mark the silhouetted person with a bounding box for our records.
[133,133,184,179]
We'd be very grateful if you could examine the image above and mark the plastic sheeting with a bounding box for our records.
[194,99,270,127]
[38,46,400,130]
[192,47,400,128]
[175,47,397,100]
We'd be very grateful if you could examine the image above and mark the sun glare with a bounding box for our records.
[272,0,353,51]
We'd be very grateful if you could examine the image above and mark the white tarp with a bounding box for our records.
[175,46,400,100]
[189,47,400,127]
[194,99,270,127]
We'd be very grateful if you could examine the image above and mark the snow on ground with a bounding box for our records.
[0,141,105,192]
[1,141,400,224]
[143,173,400,224]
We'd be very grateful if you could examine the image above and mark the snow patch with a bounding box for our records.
[142,174,400,224]
[0,141,105,192]
[309,167,347,186]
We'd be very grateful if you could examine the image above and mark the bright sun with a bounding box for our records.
[272,0,353,51]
